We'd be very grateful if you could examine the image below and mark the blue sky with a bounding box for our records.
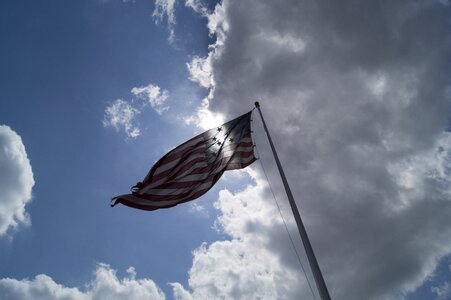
[1,1,451,300]
[0,0,222,297]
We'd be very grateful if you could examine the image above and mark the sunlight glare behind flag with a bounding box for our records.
[111,111,256,211]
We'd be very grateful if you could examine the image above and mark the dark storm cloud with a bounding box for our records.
[197,0,451,299]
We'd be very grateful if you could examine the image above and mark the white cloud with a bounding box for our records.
[175,0,451,299]
[431,264,451,299]
[170,282,193,300]
[0,264,165,300]
[131,83,169,114]
[182,98,224,130]
[0,274,88,300]
[0,125,35,237]
[152,0,212,42]
[182,3,228,130]
[153,0,177,42]
[431,282,451,300]
[103,99,141,139]
[184,0,208,16]
[103,83,171,139]
[188,203,209,217]
[186,56,212,89]
[171,169,313,299]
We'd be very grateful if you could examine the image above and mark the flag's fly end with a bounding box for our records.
[110,197,118,207]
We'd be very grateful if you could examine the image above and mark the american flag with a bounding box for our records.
[111,111,256,211]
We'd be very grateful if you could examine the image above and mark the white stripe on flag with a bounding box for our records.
[153,151,206,176]
[142,161,210,191]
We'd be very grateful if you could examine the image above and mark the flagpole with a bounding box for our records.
[254,101,331,300]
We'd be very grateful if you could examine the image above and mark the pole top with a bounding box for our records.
[254,101,260,108]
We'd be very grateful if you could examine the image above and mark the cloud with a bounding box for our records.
[152,0,213,42]
[184,0,209,16]
[103,99,141,139]
[431,282,451,300]
[170,282,193,300]
[181,98,224,130]
[186,56,212,89]
[153,0,177,42]
[174,0,451,299]
[103,83,171,139]
[188,203,209,217]
[182,3,227,129]
[131,83,169,115]
[0,125,35,237]
[0,264,165,300]
[430,264,451,300]
[171,169,314,299]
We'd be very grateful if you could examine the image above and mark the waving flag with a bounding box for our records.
[111,111,256,211]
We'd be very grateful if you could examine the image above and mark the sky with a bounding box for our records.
[0,0,451,300]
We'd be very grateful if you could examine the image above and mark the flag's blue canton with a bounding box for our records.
[203,114,252,165]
